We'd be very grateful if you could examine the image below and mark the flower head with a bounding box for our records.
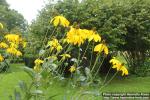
[34,59,44,73]
[51,16,70,27]
[6,47,22,56]
[109,57,120,65]
[94,43,108,55]
[4,34,20,43]
[34,59,44,66]
[69,65,76,73]
[66,27,86,46]
[110,57,128,76]
[120,66,128,76]
[88,33,101,42]
[0,42,8,49]
[16,51,22,56]
[34,66,41,73]
[47,38,62,52]
[60,54,71,60]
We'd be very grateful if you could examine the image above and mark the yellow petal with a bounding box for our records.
[0,23,3,29]
[104,45,109,55]
[53,17,60,26]
[94,44,103,52]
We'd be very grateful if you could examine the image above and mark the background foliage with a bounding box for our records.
[30,0,150,75]
[0,0,27,33]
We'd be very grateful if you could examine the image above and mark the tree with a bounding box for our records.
[0,0,27,32]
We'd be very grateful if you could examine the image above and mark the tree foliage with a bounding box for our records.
[0,0,27,32]
[30,0,150,75]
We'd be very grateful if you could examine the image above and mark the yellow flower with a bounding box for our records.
[88,33,101,42]
[50,16,70,27]
[110,57,128,76]
[0,42,8,49]
[10,42,18,48]
[66,27,85,46]
[56,45,63,51]
[120,66,128,76]
[34,59,44,66]
[0,54,4,62]
[16,51,22,56]
[34,65,41,73]
[0,23,3,29]
[4,34,20,43]
[69,65,76,73]
[94,43,108,55]
[47,38,62,52]
[60,54,71,60]
[6,47,22,56]
[109,57,120,65]
[112,63,123,71]
[110,57,122,71]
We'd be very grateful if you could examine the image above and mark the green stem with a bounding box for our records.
[99,71,118,91]
[103,66,112,85]
[41,24,51,48]
[38,26,57,59]
[56,44,72,75]
[49,26,57,39]
[81,42,90,61]
[77,46,81,67]
[93,55,106,79]
[91,53,100,73]
[89,42,94,69]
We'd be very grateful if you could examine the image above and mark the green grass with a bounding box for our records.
[0,63,150,100]
[0,64,30,100]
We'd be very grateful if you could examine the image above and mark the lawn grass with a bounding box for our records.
[0,64,30,100]
[0,63,150,100]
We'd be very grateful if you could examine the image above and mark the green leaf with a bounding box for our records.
[14,90,21,100]
[79,76,86,81]
[23,67,36,79]
[46,94,59,100]
[31,90,43,95]
[18,81,28,93]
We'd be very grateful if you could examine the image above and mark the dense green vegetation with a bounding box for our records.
[30,0,150,75]
[0,64,150,99]
[0,0,150,100]
[0,0,27,33]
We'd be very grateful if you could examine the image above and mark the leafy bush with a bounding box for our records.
[0,23,26,72]
[30,0,150,75]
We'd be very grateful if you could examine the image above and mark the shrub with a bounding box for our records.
[30,0,150,75]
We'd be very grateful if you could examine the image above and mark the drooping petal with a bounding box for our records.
[94,44,103,52]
